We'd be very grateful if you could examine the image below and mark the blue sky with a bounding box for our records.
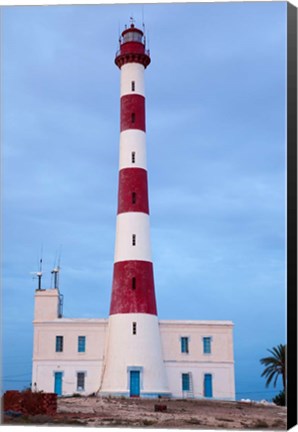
[2,2,287,400]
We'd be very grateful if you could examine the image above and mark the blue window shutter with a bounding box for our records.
[78,336,86,352]
[182,373,190,391]
[181,337,189,353]
[203,337,211,354]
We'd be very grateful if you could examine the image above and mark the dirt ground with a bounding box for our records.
[3,396,287,429]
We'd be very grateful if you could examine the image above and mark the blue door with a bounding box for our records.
[204,374,213,398]
[130,371,140,397]
[54,372,63,396]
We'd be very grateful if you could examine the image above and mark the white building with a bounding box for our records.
[32,288,235,399]
[31,22,235,400]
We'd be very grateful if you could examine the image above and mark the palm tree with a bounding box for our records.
[260,344,286,391]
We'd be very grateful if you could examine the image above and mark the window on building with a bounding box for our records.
[56,336,63,352]
[181,337,189,353]
[77,372,85,391]
[182,373,190,391]
[132,322,137,335]
[132,277,136,290]
[132,234,136,246]
[131,152,136,163]
[131,113,135,123]
[78,336,86,353]
[203,337,211,354]
[132,192,136,204]
[131,81,135,91]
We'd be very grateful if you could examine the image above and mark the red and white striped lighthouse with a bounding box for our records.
[100,22,169,398]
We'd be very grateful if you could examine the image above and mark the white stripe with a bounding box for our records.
[120,63,145,97]
[114,212,152,263]
[100,314,169,394]
[119,130,147,170]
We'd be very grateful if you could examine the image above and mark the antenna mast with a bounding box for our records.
[51,266,60,290]
[31,247,43,290]
[142,6,145,30]
[141,6,147,48]
[37,258,42,290]
[51,246,62,290]
[51,246,63,318]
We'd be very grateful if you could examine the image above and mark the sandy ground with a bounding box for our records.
[52,396,287,429]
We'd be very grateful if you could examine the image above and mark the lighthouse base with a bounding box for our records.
[99,313,170,397]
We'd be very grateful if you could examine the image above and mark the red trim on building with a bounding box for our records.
[121,94,145,132]
[110,260,157,315]
[117,168,149,214]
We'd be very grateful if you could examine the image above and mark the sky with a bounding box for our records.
[2,1,287,401]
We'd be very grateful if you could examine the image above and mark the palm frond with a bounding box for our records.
[260,344,286,390]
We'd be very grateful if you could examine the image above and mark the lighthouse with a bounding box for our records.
[99,22,170,398]
[31,21,235,401]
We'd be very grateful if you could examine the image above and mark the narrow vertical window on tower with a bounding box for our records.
[131,113,135,123]
[132,234,136,246]
[132,322,137,335]
[132,192,136,204]
[132,277,136,290]
[131,81,135,91]
[131,152,136,163]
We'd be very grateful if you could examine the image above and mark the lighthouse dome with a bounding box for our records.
[122,24,144,43]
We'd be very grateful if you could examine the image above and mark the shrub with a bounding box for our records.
[253,419,269,428]
[272,390,285,406]
[142,419,155,426]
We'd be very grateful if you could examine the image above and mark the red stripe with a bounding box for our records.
[117,168,149,214]
[120,41,145,55]
[110,260,157,315]
[121,94,145,132]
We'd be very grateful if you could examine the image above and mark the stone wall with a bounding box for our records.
[3,390,57,415]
